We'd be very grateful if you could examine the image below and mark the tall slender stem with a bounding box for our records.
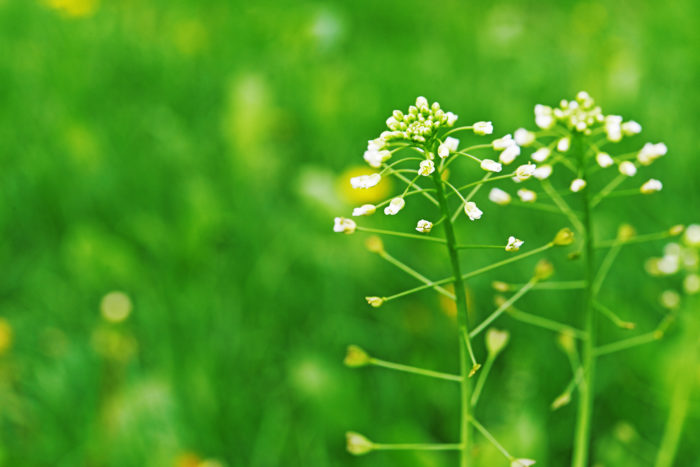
[572,135,597,467]
[432,170,474,467]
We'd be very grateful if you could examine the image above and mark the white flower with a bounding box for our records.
[489,187,511,205]
[481,159,503,172]
[514,162,536,181]
[684,274,700,294]
[570,178,587,192]
[333,217,357,234]
[533,165,552,180]
[350,173,381,189]
[517,188,537,202]
[473,121,493,135]
[464,201,483,221]
[531,147,551,162]
[363,149,391,168]
[640,178,663,194]
[576,90,593,106]
[352,204,376,216]
[684,224,700,246]
[535,104,554,129]
[637,142,667,165]
[367,137,386,152]
[556,136,570,152]
[619,161,637,177]
[596,152,614,168]
[511,459,536,467]
[384,197,405,215]
[438,136,460,158]
[416,219,433,233]
[622,120,642,135]
[416,96,428,108]
[605,115,623,142]
[446,111,458,126]
[492,134,515,150]
[514,128,535,146]
[499,144,521,165]
[505,236,524,252]
[418,159,435,176]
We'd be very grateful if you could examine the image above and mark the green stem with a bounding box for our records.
[572,134,597,467]
[379,250,456,300]
[470,355,495,407]
[369,358,462,382]
[432,170,475,467]
[594,331,662,357]
[373,443,463,451]
[356,226,446,243]
[507,306,587,339]
[470,279,538,338]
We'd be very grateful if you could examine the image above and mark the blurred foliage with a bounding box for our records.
[0,0,698,465]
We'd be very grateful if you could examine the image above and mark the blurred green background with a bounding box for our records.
[0,0,698,465]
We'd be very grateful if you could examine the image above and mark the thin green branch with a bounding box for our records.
[470,279,538,338]
[590,172,628,208]
[369,358,462,382]
[540,179,585,234]
[506,306,587,339]
[469,417,513,461]
[471,355,496,407]
[373,443,463,451]
[594,331,663,357]
[356,226,446,243]
[593,301,636,330]
[378,250,455,300]
[386,168,440,206]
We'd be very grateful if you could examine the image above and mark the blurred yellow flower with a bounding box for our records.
[45,0,99,17]
[337,167,391,204]
[0,318,12,355]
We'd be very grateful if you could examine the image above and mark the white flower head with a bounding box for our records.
[350,173,381,189]
[533,165,552,180]
[363,149,391,168]
[352,204,376,216]
[492,134,515,150]
[418,159,435,176]
[464,201,483,221]
[596,152,614,168]
[517,188,537,203]
[570,178,587,192]
[684,224,700,247]
[637,142,667,166]
[557,136,571,152]
[511,459,536,467]
[489,187,512,205]
[605,115,623,142]
[499,144,521,165]
[367,137,386,152]
[535,104,554,129]
[438,136,460,158]
[384,197,405,215]
[481,159,503,173]
[622,120,642,135]
[446,111,458,126]
[333,217,357,234]
[514,162,536,182]
[640,178,663,194]
[416,219,433,233]
[514,128,535,146]
[505,236,524,252]
[531,147,551,162]
[619,161,637,177]
[473,121,493,135]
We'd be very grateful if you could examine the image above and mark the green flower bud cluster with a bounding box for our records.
[382,96,458,144]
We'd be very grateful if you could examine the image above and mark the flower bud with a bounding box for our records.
[533,259,554,280]
[346,432,373,455]
[344,345,371,367]
[557,332,575,353]
[553,228,575,246]
[486,328,510,355]
[617,224,636,241]
[492,281,510,292]
[364,236,384,254]
[551,392,572,410]
[365,296,384,308]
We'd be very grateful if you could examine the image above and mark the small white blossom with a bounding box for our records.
[514,162,536,182]
[416,219,433,233]
[489,187,512,205]
[350,173,381,189]
[505,236,524,252]
[514,128,535,146]
[531,147,551,162]
[637,142,668,166]
[445,111,458,126]
[499,144,521,165]
[473,121,493,135]
[363,149,391,168]
[556,136,570,152]
[533,165,552,180]
[605,115,623,142]
[333,217,357,234]
[534,104,554,129]
[418,159,435,176]
[570,178,587,192]
[640,178,663,194]
[481,159,503,172]
[596,152,614,168]
[619,161,637,177]
[416,96,428,108]
[684,224,700,246]
[437,136,460,158]
[511,459,536,467]
[622,120,642,135]
[492,134,515,150]
[352,204,376,216]
[464,201,483,221]
[384,197,405,215]
[517,188,537,202]
[367,137,386,152]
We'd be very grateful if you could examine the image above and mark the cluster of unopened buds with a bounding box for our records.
[647,224,700,302]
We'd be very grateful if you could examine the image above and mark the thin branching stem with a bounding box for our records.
[356,226,446,243]
[470,279,538,338]
[369,358,462,382]
[378,250,456,300]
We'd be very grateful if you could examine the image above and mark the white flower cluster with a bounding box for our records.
[383,96,458,144]
[646,225,700,295]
